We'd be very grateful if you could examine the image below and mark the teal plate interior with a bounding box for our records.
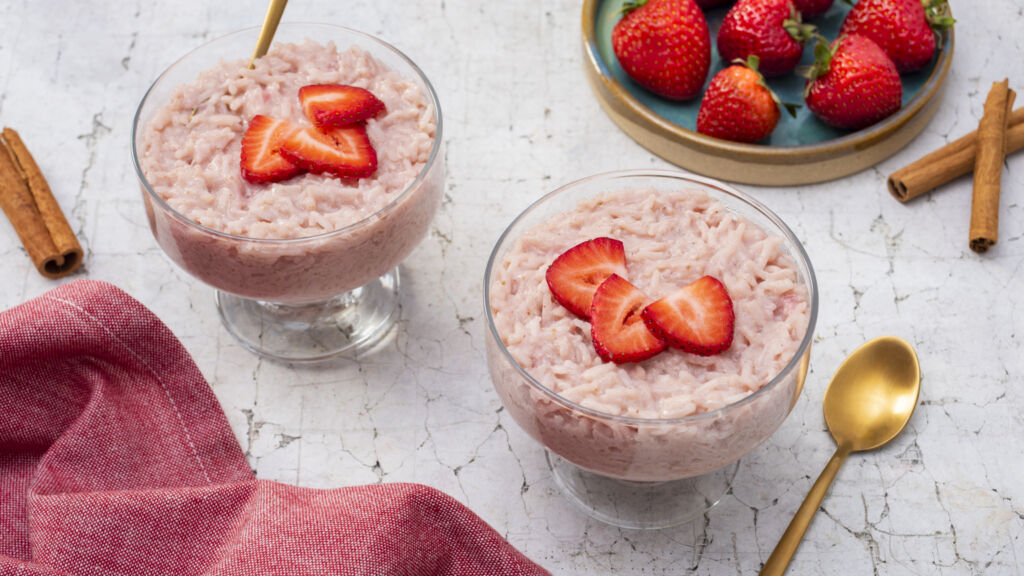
[591,1,951,147]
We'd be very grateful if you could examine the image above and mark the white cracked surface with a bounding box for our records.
[0,0,1022,573]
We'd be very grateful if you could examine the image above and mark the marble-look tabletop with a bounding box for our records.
[2,1,1022,574]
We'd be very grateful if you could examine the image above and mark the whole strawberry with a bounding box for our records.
[697,56,797,143]
[792,0,833,18]
[840,0,954,73]
[717,0,816,77]
[804,35,902,130]
[612,0,711,101]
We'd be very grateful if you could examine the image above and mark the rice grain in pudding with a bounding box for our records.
[486,186,812,480]
[137,39,442,303]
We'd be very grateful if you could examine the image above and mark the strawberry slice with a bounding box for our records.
[590,275,667,364]
[279,124,378,179]
[298,84,386,127]
[239,115,303,184]
[641,276,735,356]
[545,237,628,319]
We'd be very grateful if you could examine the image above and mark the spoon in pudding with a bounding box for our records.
[249,0,289,68]
[760,336,921,576]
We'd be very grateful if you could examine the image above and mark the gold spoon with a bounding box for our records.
[760,336,921,576]
[249,0,289,68]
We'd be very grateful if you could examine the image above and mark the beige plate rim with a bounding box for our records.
[581,0,955,184]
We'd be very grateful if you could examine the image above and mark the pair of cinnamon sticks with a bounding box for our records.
[0,128,82,277]
[888,79,1018,254]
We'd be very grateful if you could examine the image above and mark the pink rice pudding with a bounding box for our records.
[142,40,434,238]
[491,188,808,419]
[137,40,442,302]
[487,187,812,480]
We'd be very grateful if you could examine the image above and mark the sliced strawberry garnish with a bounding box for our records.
[298,84,386,127]
[590,274,667,364]
[279,124,378,179]
[240,115,303,184]
[641,276,735,356]
[545,237,628,319]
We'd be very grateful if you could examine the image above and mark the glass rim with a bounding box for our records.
[130,22,444,245]
[483,169,819,426]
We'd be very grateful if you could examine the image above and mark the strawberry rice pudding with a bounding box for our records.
[141,39,435,238]
[486,178,815,481]
[135,37,443,303]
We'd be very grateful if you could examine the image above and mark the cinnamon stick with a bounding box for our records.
[888,107,1024,202]
[0,128,83,277]
[969,80,1015,253]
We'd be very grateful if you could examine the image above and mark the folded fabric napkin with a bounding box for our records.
[0,280,549,576]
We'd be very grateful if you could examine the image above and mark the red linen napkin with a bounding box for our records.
[0,280,549,576]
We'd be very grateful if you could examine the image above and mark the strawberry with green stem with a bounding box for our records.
[803,34,902,130]
[840,0,954,73]
[697,55,799,143]
[612,0,711,101]
[545,237,628,320]
[717,0,817,77]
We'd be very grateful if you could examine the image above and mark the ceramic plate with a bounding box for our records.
[582,0,954,185]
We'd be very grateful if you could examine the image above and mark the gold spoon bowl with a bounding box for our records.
[761,336,921,575]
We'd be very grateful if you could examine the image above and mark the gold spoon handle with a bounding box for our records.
[760,444,852,576]
[249,0,289,69]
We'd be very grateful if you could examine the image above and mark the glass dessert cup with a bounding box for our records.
[132,24,444,362]
[484,170,818,529]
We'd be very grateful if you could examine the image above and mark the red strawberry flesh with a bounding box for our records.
[279,124,378,179]
[239,115,303,184]
[591,274,667,364]
[641,276,735,356]
[717,0,813,77]
[299,84,386,127]
[792,0,832,18]
[545,237,628,319]
[839,0,949,73]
